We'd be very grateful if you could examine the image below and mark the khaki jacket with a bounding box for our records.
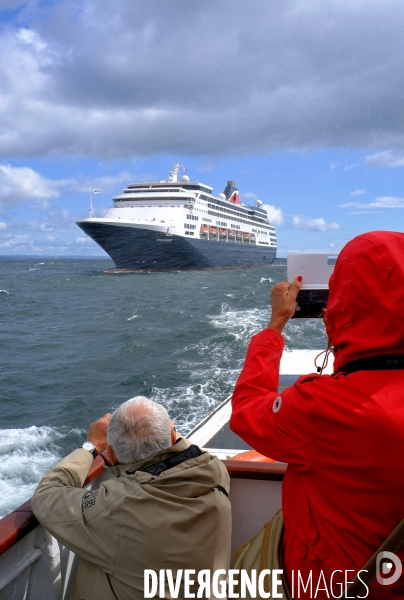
[31,438,231,600]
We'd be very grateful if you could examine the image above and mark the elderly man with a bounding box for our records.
[231,231,404,598]
[32,397,231,600]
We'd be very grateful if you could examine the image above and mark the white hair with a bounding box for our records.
[107,396,172,464]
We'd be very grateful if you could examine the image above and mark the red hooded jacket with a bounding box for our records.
[231,232,404,599]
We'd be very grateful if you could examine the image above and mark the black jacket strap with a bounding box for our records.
[215,485,229,498]
[126,444,204,477]
[334,355,404,376]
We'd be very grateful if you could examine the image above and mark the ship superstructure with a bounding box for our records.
[76,164,277,270]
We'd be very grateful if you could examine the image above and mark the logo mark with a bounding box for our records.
[272,396,282,413]
[376,551,402,585]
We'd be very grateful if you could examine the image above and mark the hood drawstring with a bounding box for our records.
[315,339,333,374]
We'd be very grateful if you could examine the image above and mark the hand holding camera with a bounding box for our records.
[287,254,335,319]
[267,277,302,334]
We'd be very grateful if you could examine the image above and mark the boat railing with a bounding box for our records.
[0,454,286,598]
[126,180,212,187]
[0,456,107,597]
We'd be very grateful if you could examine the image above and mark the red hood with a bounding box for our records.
[327,231,404,371]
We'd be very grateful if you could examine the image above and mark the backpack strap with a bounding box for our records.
[344,518,404,597]
[259,520,274,595]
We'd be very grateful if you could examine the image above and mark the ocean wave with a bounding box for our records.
[150,372,237,435]
[209,305,269,342]
[284,318,327,350]
[0,425,84,519]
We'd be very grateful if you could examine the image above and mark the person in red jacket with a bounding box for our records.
[230,231,404,599]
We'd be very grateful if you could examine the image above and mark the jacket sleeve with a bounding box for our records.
[230,329,318,468]
[31,449,119,573]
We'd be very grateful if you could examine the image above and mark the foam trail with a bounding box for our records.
[0,426,83,518]
[209,304,269,342]
[0,290,9,294]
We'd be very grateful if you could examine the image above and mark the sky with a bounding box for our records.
[1,0,404,257]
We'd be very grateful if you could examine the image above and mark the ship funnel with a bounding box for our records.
[223,180,240,204]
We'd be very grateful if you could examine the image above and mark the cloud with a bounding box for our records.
[292,216,341,232]
[0,0,28,8]
[350,189,365,196]
[0,164,130,211]
[68,172,131,194]
[1,1,404,159]
[365,151,404,169]
[24,220,53,231]
[263,204,284,226]
[344,162,360,171]
[0,222,6,229]
[346,210,383,215]
[340,196,404,209]
[16,28,46,52]
[0,164,60,209]
[0,234,30,248]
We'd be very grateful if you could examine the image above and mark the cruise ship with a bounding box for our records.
[76,164,277,271]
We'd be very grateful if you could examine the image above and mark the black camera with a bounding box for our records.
[292,289,329,319]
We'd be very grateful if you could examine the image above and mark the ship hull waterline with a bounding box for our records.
[77,222,276,271]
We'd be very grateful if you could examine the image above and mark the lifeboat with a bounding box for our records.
[243,232,250,239]
[229,229,236,238]
[201,224,209,231]
[250,233,256,243]
[219,228,227,237]
[236,231,243,241]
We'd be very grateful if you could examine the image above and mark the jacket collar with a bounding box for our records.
[107,437,191,478]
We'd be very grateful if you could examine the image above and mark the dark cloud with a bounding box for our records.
[1,0,404,159]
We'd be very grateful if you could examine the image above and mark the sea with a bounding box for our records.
[0,257,327,518]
